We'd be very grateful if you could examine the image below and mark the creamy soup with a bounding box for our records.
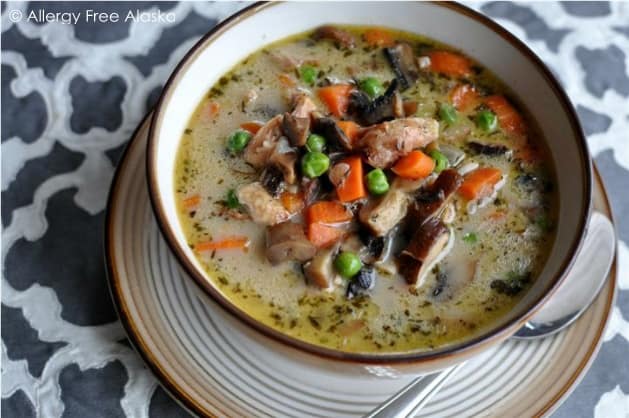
[174,26,556,353]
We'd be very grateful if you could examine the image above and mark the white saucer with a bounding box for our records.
[106,115,617,417]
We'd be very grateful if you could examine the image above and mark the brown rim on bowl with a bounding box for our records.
[146,1,593,364]
[107,115,614,418]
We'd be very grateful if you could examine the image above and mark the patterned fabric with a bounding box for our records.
[1,2,627,417]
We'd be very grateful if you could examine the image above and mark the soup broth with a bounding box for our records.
[174,26,556,353]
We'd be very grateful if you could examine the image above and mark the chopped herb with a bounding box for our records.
[308,315,321,329]
[463,232,478,244]
[536,215,553,231]
[490,271,531,296]
[299,65,318,85]
[226,189,240,209]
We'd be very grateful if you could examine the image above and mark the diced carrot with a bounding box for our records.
[305,201,352,225]
[182,194,201,209]
[363,28,395,47]
[335,156,367,202]
[516,143,539,163]
[305,201,351,247]
[338,319,366,336]
[307,222,344,248]
[450,84,479,111]
[484,95,526,135]
[459,168,502,200]
[428,51,472,78]
[317,84,354,117]
[391,151,435,179]
[240,121,263,134]
[337,121,362,145]
[403,100,418,116]
[195,236,249,252]
[278,73,296,88]
[489,209,507,221]
[280,191,305,213]
[207,101,220,118]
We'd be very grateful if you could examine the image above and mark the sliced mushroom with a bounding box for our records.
[399,218,454,287]
[302,177,321,204]
[358,227,394,264]
[391,175,434,194]
[282,95,317,147]
[430,260,477,302]
[441,202,456,224]
[384,43,419,91]
[269,137,298,184]
[282,113,310,147]
[312,116,353,151]
[265,221,316,265]
[260,166,285,197]
[328,161,350,189]
[243,114,284,167]
[467,141,512,157]
[408,169,463,225]
[359,117,440,168]
[348,78,401,126]
[291,94,317,118]
[303,245,339,290]
[313,25,355,48]
[359,188,410,237]
[237,182,290,226]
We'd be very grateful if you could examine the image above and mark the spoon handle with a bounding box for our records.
[365,362,465,418]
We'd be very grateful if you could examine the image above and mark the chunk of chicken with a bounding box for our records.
[359,117,439,168]
[237,182,290,225]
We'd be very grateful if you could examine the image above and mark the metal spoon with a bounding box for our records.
[367,211,616,418]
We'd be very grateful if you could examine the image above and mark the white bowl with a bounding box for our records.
[147,2,591,374]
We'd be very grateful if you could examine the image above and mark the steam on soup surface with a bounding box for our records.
[174,26,556,354]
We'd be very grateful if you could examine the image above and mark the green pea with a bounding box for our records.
[227,130,252,154]
[476,110,498,133]
[439,103,458,125]
[334,252,362,278]
[299,65,317,85]
[359,77,384,98]
[301,152,330,178]
[429,150,449,173]
[365,168,390,195]
[226,189,240,209]
[462,232,477,244]
[306,134,326,152]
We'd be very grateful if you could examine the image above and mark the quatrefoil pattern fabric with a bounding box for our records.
[2,2,628,417]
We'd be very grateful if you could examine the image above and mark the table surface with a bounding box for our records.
[2,2,628,417]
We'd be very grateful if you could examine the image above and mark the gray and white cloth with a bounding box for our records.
[1,2,628,417]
